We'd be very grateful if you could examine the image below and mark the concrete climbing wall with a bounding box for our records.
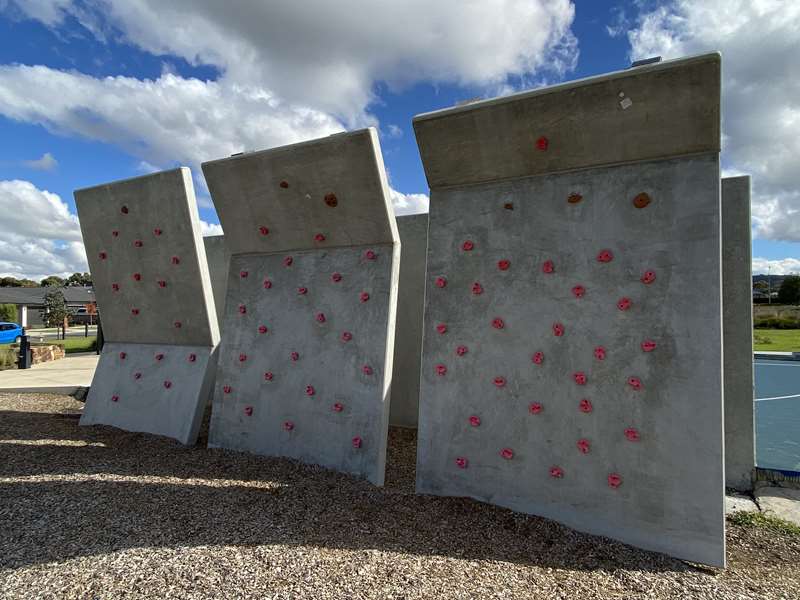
[722,176,755,491]
[413,54,725,567]
[202,129,399,485]
[75,168,220,444]
[203,235,231,327]
[390,213,428,428]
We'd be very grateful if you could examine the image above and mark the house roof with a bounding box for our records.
[0,287,95,306]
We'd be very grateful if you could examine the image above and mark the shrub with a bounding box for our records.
[0,347,17,370]
[0,303,17,323]
[754,316,800,329]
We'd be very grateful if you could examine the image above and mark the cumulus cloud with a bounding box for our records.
[390,189,429,216]
[752,257,800,276]
[0,180,87,279]
[627,0,800,242]
[22,151,57,171]
[199,221,223,236]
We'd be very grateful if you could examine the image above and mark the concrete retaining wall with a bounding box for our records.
[74,168,219,445]
[203,235,230,327]
[413,54,725,567]
[202,129,399,485]
[722,176,755,491]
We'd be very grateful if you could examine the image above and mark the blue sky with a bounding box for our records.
[0,0,798,279]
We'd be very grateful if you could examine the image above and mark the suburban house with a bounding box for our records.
[0,287,96,328]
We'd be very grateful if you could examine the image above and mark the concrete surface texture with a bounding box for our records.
[0,352,98,394]
[202,129,399,485]
[203,235,231,327]
[389,213,428,428]
[722,176,755,491]
[74,168,220,445]
[755,484,800,526]
[413,53,725,567]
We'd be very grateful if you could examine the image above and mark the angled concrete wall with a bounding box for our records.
[722,176,755,491]
[75,168,219,444]
[203,235,230,327]
[202,129,399,485]
[413,54,725,567]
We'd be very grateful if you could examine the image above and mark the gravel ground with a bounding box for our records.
[1,393,798,600]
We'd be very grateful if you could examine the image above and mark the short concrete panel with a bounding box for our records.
[203,235,231,327]
[203,129,399,485]
[75,168,219,445]
[722,176,755,491]
[390,214,428,428]
[413,54,725,567]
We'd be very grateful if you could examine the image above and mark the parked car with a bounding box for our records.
[0,322,22,344]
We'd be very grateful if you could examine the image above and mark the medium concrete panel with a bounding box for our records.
[722,176,755,491]
[390,214,428,428]
[414,55,724,567]
[203,235,231,327]
[203,129,399,485]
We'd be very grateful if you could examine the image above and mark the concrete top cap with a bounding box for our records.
[202,128,398,255]
[413,52,721,188]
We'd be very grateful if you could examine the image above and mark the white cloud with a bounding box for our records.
[627,0,800,242]
[0,180,87,279]
[753,257,800,276]
[390,189,429,216]
[22,151,57,171]
[199,220,223,237]
[386,124,403,139]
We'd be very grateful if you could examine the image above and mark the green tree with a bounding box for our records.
[0,276,37,287]
[40,276,65,287]
[754,280,769,292]
[0,304,18,323]
[65,272,92,287]
[777,275,800,305]
[40,289,73,338]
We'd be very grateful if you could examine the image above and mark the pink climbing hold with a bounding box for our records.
[579,399,593,413]
[641,339,657,352]
[572,285,586,298]
[238,304,247,314]
[305,385,315,396]
[298,286,308,295]
[536,136,549,151]
[111,283,119,292]
[529,402,543,414]
[627,376,642,391]
[155,353,164,361]
[624,428,641,442]
[290,351,299,361]
[472,282,484,295]
[341,331,352,342]
[283,256,293,267]
[352,436,363,449]
[435,276,447,288]
[263,279,272,289]
[331,272,342,283]
[259,226,269,236]
[549,466,564,479]
[574,372,587,385]
[617,297,632,311]
[332,403,344,412]
[258,325,268,334]
[436,323,447,334]
[111,395,119,402]
[532,351,544,365]
[491,318,505,329]
[244,406,253,417]
[594,346,607,360]
[455,457,468,469]
[112,230,119,237]
[608,473,623,489]
[493,376,506,388]
[542,260,555,274]
[223,385,232,394]
[360,291,370,303]
[131,308,140,316]
[133,372,142,380]
[133,273,142,282]
[314,233,326,242]
[157,280,167,288]
[577,439,590,454]
[597,249,614,263]
[469,415,481,427]
[553,322,564,337]
[500,448,514,460]
[264,372,273,381]
[498,259,510,271]
[188,353,196,362]
[315,312,326,323]
[435,364,447,376]
[239,353,247,363]
[171,256,180,265]
[119,352,126,360]
[240,270,248,278]
[364,249,377,260]
[462,240,474,251]
[362,365,373,376]
[99,251,107,260]
[641,270,656,284]
[163,380,172,389]
[134,240,143,248]
[174,321,182,329]
[283,421,294,431]
[456,345,468,356]
[120,205,129,214]
[153,228,162,236]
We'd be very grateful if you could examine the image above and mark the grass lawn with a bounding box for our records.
[53,336,97,354]
[753,328,800,352]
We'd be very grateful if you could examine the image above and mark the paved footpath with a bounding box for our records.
[0,352,98,394]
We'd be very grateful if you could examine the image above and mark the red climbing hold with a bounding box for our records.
[153,228,162,236]
[324,193,338,207]
[572,285,586,298]
[597,249,614,263]
[134,240,143,248]
[532,351,544,365]
[594,346,607,360]
[491,318,505,329]
[553,322,564,337]
[332,403,344,412]
[608,473,623,488]
[472,282,484,295]
[493,376,506,388]
[364,249,377,260]
[341,331,352,342]
[456,345,468,356]
[305,385,315,396]
[111,395,119,402]
[155,353,164,361]
[435,277,447,288]
[163,381,172,389]
[331,272,342,283]
[641,339,657,352]
[627,376,642,391]
[549,466,564,478]
[362,365,373,375]
[297,287,308,295]
[536,136,549,151]
[290,351,299,361]
[171,256,180,265]
[542,260,555,274]
[462,240,474,251]
[238,304,247,314]
[624,428,641,441]
[573,372,587,385]
[579,399,593,413]
[111,283,120,292]
[133,273,142,281]
[314,233,326,242]
[188,354,196,362]
[120,205,129,214]
[223,385,232,394]
[529,402,543,414]
[244,406,253,417]
[119,352,126,360]
[641,270,656,284]
[133,372,142,380]
[360,292,370,303]
[315,312,326,323]
[469,415,481,427]
[239,353,247,362]
[131,308,140,316]
[498,259,510,271]
[240,270,248,278]
[617,297,632,311]
[174,321,182,329]
[99,252,107,260]
[258,325,268,334]
[279,180,289,188]
[264,372,273,381]
[436,323,447,334]
[263,279,272,289]
[577,439,590,454]
[283,420,294,431]
[455,457,468,469]
[259,226,269,236]
[352,436,363,449]
[112,230,119,237]
[283,256,293,267]
[500,448,514,460]
[435,364,447,376]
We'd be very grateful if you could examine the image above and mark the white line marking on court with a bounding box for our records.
[755,393,800,402]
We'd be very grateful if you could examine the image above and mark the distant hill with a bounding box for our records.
[753,274,787,288]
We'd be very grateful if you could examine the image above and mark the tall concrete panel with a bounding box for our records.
[413,54,725,567]
[390,213,428,428]
[202,129,399,485]
[203,235,231,327]
[75,168,220,444]
[722,176,755,491]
